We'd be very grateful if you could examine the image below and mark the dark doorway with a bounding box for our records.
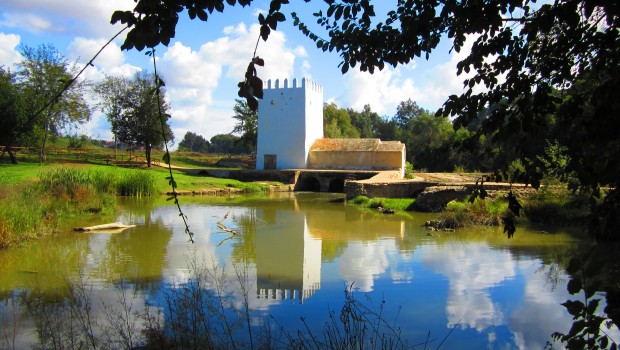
[300,177,321,192]
[328,178,345,193]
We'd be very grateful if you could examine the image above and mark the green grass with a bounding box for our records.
[148,166,270,193]
[0,163,59,185]
[348,195,416,213]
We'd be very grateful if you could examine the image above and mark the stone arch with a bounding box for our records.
[328,178,345,193]
[300,177,321,192]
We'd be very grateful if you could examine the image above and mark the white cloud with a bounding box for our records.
[344,66,424,116]
[153,23,303,143]
[68,37,125,69]
[341,34,483,116]
[1,0,132,37]
[0,12,56,33]
[0,32,22,66]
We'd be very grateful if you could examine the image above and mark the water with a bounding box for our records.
[0,192,603,349]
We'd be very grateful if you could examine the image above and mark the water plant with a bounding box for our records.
[6,259,437,350]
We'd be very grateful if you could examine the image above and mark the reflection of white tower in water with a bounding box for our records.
[255,208,321,302]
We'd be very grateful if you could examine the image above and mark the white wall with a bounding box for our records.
[256,78,323,170]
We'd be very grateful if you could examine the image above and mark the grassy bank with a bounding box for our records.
[348,195,416,214]
[0,162,275,248]
[0,168,119,247]
[349,185,590,231]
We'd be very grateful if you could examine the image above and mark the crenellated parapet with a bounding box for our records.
[264,78,323,94]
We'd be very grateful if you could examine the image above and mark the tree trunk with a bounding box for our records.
[145,144,151,167]
[39,120,49,163]
[0,147,16,164]
[7,147,18,164]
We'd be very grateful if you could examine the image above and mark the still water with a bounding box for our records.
[0,192,593,349]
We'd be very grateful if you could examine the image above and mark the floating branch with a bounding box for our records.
[215,210,237,246]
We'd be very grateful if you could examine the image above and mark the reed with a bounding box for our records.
[115,171,156,197]
[0,187,50,248]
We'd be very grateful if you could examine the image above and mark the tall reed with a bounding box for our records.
[116,171,155,197]
[0,167,155,247]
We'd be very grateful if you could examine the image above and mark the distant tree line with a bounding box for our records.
[0,44,174,167]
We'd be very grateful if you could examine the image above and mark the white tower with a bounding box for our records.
[256,78,324,170]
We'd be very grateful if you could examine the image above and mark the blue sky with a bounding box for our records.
[0,0,473,144]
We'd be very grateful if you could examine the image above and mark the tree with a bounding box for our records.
[406,109,455,171]
[348,104,382,138]
[394,99,424,129]
[0,67,30,164]
[178,131,210,152]
[323,102,360,138]
[231,99,258,152]
[93,75,130,159]
[17,44,90,162]
[209,134,246,154]
[116,71,173,167]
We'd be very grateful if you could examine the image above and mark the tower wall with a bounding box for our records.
[256,78,324,170]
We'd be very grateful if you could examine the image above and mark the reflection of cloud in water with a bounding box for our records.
[339,240,394,292]
[421,242,515,332]
[509,260,573,350]
[421,242,581,350]
[151,205,282,312]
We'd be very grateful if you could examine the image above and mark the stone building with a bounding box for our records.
[256,78,405,177]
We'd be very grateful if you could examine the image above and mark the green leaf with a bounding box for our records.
[584,259,604,278]
[197,8,208,21]
[273,12,286,22]
[260,25,270,41]
[567,319,586,337]
[566,257,582,275]
[253,57,265,66]
[567,277,583,295]
[335,6,343,20]
[586,298,600,316]
[561,300,585,318]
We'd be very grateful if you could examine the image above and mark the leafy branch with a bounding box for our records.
[148,48,195,243]
[552,251,619,349]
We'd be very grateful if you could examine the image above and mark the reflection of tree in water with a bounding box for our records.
[0,232,91,293]
[322,240,348,262]
[229,208,257,264]
[93,205,172,292]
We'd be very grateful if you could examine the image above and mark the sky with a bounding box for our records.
[0,0,473,145]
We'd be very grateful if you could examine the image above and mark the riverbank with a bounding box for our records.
[0,161,277,248]
[0,160,590,248]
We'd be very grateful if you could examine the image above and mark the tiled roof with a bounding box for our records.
[310,138,404,152]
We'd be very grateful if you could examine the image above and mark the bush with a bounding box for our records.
[404,161,414,179]
[440,196,510,228]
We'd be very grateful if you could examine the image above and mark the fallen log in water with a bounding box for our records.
[73,222,136,232]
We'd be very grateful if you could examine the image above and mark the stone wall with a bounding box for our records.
[308,150,403,171]
[345,181,431,199]
[201,169,297,184]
